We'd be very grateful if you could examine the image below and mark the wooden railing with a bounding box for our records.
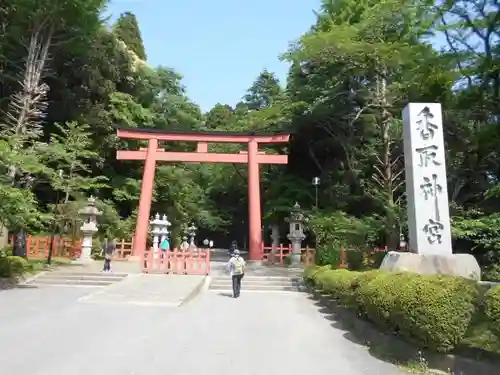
[142,248,211,275]
[260,244,315,267]
[260,244,408,268]
[100,238,133,259]
[338,245,408,268]
[7,235,82,259]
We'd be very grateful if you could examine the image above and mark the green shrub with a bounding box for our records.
[485,286,500,331]
[314,245,342,267]
[370,250,388,268]
[0,246,13,257]
[322,269,360,302]
[357,272,414,328]
[314,268,347,292]
[309,267,481,353]
[482,264,500,282]
[349,270,384,309]
[346,250,364,270]
[356,271,478,353]
[0,258,10,277]
[391,274,478,352]
[0,256,29,278]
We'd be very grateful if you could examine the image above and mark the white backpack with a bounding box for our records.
[233,257,245,275]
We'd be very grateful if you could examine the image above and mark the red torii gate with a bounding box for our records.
[116,127,290,261]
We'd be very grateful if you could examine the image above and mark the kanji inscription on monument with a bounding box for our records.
[402,103,452,254]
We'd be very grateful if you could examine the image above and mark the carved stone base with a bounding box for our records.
[379,251,481,281]
[290,253,301,267]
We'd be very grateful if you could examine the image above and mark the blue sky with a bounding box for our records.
[106,0,319,112]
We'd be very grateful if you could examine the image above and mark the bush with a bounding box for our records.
[483,264,500,282]
[0,246,13,257]
[358,272,416,328]
[391,274,478,352]
[485,286,500,331]
[314,245,342,267]
[303,265,331,282]
[345,250,364,270]
[370,250,388,268]
[307,267,480,353]
[0,256,30,278]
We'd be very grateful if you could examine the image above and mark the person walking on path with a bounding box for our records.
[160,237,170,259]
[227,249,246,298]
[102,239,115,272]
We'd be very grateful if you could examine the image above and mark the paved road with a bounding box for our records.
[0,286,407,375]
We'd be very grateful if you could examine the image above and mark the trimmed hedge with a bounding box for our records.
[485,286,500,331]
[305,267,479,353]
[0,256,30,278]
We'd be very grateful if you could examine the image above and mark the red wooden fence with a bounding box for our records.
[260,244,408,268]
[260,243,315,266]
[142,248,211,275]
[338,245,408,268]
[7,235,82,258]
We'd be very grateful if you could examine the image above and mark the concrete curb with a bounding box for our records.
[202,275,212,292]
[179,276,208,307]
[308,288,499,375]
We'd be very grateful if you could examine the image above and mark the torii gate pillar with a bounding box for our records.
[247,139,261,261]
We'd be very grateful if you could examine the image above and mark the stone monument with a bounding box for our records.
[380,103,480,280]
[73,196,102,263]
[286,203,306,267]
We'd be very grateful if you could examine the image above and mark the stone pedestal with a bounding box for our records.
[379,251,481,281]
[289,240,302,266]
[73,196,101,264]
[73,232,95,264]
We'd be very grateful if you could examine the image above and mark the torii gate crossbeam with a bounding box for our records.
[116,127,290,261]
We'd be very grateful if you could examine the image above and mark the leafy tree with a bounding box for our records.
[112,12,147,60]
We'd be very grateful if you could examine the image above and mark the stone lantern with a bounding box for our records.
[180,236,189,251]
[286,202,307,266]
[150,213,163,257]
[159,214,171,245]
[187,223,197,251]
[75,196,102,263]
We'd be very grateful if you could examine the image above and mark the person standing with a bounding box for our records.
[102,239,115,272]
[160,237,170,259]
[227,249,246,298]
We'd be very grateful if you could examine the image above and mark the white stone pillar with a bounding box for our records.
[79,231,94,261]
[402,103,452,254]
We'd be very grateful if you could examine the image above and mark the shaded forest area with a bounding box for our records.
[1,0,500,278]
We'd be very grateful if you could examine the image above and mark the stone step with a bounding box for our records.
[24,271,129,288]
[209,285,306,292]
[47,272,129,278]
[25,278,116,286]
[210,276,300,282]
[34,274,127,282]
[210,280,300,288]
[209,275,305,293]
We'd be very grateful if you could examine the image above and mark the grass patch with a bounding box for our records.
[25,257,73,274]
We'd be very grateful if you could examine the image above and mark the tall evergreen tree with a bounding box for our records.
[112,12,147,60]
[243,70,283,110]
